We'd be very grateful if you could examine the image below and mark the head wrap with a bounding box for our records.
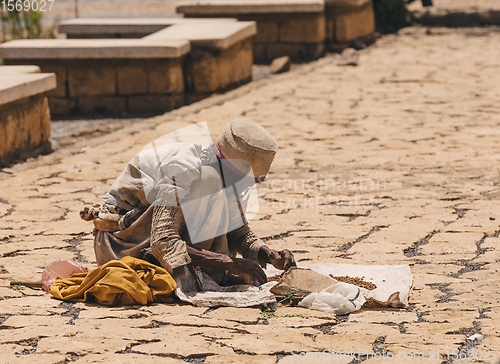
[215,119,278,180]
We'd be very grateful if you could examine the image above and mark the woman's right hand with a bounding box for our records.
[230,258,267,286]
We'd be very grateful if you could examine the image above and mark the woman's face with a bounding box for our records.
[218,158,258,191]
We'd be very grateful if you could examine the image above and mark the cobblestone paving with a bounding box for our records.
[1,26,500,363]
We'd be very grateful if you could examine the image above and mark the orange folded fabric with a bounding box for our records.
[50,256,177,306]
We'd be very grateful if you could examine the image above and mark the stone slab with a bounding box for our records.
[145,20,257,49]
[0,39,190,59]
[58,17,237,37]
[0,74,56,106]
[177,0,324,15]
[0,65,41,74]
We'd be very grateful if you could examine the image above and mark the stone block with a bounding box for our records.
[270,55,291,74]
[188,57,219,93]
[326,17,335,43]
[77,96,126,113]
[42,64,68,98]
[187,38,252,93]
[185,92,211,105]
[220,38,253,86]
[254,21,278,43]
[0,94,51,167]
[49,98,77,115]
[148,60,185,94]
[279,13,326,43]
[117,66,148,95]
[39,97,51,140]
[253,44,267,62]
[266,42,324,60]
[327,0,375,43]
[230,45,253,83]
[68,65,116,97]
[128,95,182,112]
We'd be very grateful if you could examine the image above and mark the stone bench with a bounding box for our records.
[177,0,326,62]
[1,18,256,115]
[0,66,56,166]
[0,38,190,115]
[143,20,256,103]
[58,18,256,104]
[177,0,376,60]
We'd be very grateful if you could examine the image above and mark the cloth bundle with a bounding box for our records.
[49,256,177,306]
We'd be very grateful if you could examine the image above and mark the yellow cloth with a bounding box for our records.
[50,256,177,306]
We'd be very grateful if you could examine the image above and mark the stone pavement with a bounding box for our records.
[1,26,500,363]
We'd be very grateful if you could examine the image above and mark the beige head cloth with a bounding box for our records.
[215,119,278,179]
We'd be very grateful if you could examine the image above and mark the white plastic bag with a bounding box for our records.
[299,282,367,315]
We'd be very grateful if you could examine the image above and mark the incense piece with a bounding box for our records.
[330,275,377,290]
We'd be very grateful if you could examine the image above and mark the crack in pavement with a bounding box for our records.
[338,226,388,252]
[60,302,81,325]
[403,230,440,257]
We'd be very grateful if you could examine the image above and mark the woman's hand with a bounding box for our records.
[259,246,296,271]
[229,258,267,286]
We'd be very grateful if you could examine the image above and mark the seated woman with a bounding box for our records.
[81,119,296,286]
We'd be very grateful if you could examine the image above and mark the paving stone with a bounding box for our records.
[75,353,184,363]
[202,307,262,323]
[349,310,418,324]
[279,353,352,364]
[78,307,152,320]
[132,333,233,357]
[0,349,66,364]
[218,330,319,355]
[36,336,133,355]
[1,315,71,329]
[205,354,276,364]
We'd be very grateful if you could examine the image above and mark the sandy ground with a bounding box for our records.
[1,25,500,363]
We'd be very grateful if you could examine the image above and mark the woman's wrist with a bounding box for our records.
[258,245,272,264]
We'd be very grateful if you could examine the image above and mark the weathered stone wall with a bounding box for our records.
[184,13,326,62]
[185,37,253,103]
[4,58,185,115]
[0,94,51,167]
